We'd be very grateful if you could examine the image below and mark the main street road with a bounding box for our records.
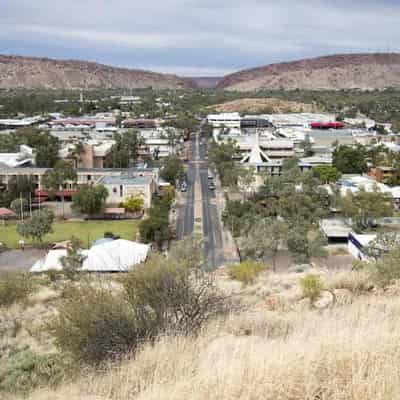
[176,134,225,269]
[198,138,225,269]
[176,137,196,239]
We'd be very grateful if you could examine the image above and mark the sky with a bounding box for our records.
[1,0,400,77]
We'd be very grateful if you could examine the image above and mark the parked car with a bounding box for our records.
[208,182,215,190]
[180,182,188,192]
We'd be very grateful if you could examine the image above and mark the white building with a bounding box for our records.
[99,175,156,208]
[207,113,242,128]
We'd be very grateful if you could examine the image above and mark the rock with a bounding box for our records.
[314,290,335,309]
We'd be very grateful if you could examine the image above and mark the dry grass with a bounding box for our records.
[26,293,400,400]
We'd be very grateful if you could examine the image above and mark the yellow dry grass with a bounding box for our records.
[27,292,400,400]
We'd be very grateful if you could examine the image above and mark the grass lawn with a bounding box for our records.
[0,220,140,249]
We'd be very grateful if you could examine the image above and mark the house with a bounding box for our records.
[99,175,156,208]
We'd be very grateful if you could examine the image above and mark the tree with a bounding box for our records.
[60,237,86,281]
[333,145,367,174]
[313,165,341,184]
[108,130,143,168]
[340,187,394,232]
[287,228,327,264]
[139,196,173,249]
[238,166,256,199]
[301,134,314,157]
[121,195,144,213]
[10,198,29,217]
[43,160,77,218]
[160,155,184,185]
[72,185,108,216]
[241,219,288,272]
[0,175,36,208]
[208,140,240,188]
[17,209,54,246]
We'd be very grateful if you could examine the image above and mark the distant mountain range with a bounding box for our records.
[216,53,400,91]
[0,55,193,90]
[2,53,400,91]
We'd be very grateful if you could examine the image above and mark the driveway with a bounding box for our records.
[0,249,46,272]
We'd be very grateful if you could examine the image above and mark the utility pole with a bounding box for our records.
[20,193,24,222]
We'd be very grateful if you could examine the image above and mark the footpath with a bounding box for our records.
[214,177,240,265]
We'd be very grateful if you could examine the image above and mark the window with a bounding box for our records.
[120,185,123,197]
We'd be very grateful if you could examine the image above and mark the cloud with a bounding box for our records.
[1,0,400,76]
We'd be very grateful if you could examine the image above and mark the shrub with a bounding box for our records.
[228,261,267,286]
[0,272,32,307]
[122,253,225,336]
[49,238,226,365]
[0,348,67,395]
[373,248,400,287]
[48,283,155,365]
[121,195,144,213]
[300,274,324,304]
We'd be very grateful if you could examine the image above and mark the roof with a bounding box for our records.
[320,219,352,238]
[104,208,126,214]
[0,208,16,218]
[31,239,150,272]
[100,175,153,186]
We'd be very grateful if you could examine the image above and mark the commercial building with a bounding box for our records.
[0,145,35,168]
[207,113,242,129]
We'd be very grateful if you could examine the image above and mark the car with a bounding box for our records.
[208,182,215,190]
[180,183,187,192]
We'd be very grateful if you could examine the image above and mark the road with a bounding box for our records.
[176,133,225,269]
[176,137,196,239]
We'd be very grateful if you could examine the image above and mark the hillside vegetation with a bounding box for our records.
[217,53,400,91]
[209,97,318,114]
[0,55,193,90]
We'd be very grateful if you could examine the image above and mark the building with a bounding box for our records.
[99,175,156,208]
[0,145,35,168]
[368,166,398,183]
[207,113,241,129]
[0,166,159,195]
[348,232,376,261]
[59,141,114,169]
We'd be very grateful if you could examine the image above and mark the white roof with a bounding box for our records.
[240,132,270,164]
[350,232,377,247]
[31,239,150,273]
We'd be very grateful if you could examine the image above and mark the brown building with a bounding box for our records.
[368,166,398,183]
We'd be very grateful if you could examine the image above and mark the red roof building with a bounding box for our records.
[310,122,345,130]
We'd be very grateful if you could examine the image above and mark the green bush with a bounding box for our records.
[49,239,226,365]
[122,253,225,336]
[300,274,324,304]
[228,261,267,286]
[0,348,67,395]
[48,283,155,365]
[121,195,144,212]
[0,272,32,307]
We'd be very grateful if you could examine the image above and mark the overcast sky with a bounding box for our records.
[1,0,400,76]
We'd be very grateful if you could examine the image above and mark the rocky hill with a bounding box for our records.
[0,55,194,90]
[209,98,317,114]
[217,53,400,91]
